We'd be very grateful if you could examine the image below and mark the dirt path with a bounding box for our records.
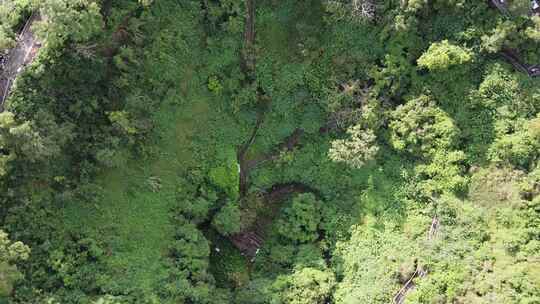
[230,182,319,257]
[234,104,334,256]
[0,13,42,109]
[233,109,315,257]
[238,110,265,196]
[232,0,330,257]
[242,0,256,72]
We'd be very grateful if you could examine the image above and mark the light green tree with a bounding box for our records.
[525,16,540,42]
[108,111,138,135]
[481,21,518,53]
[138,0,154,7]
[0,230,30,297]
[488,119,540,168]
[389,95,458,156]
[476,65,519,109]
[212,201,242,236]
[209,149,239,200]
[0,112,56,175]
[0,0,31,50]
[528,114,540,140]
[272,267,336,304]
[333,222,420,304]
[33,0,102,48]
[329,125,379,169]
[417,40,472,71]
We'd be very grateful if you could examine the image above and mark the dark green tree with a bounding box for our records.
[212,201,242,236]
[277,193,323,244]
[0,230,30,298]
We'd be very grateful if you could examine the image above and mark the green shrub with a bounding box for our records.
[212,201,242,236]
[417,40,472,71]
[389,95,459,157]
[276,193,323,243]
[271,267,336,304]
[209,149,239,200]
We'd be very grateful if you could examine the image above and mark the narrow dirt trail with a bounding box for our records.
[0,13,43,109]
[238,110,265,197]
[230,182,319,257]
[242,0,255,72]
[232,0,332,257]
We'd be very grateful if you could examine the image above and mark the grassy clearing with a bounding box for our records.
[60,0,218,293]
[62,0,325,295]
[257,0,324,61]
[63,93,212,293]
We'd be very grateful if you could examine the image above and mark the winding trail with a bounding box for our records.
[234,122,309,256]
[242,0,256,72]
[233,118,336,257]
[230,182,319,257]
[231,0,335,257]
[0,12,42,109]
[237,111,265,197]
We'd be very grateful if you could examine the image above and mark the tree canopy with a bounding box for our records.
[0,0,539,303]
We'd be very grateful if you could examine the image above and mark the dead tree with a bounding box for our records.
[351,0,376,21]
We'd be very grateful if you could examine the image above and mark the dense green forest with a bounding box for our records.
[0,0,539,303]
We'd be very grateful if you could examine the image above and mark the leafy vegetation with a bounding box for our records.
[0,0,539,303]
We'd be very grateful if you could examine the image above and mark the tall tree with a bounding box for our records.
[329,125,379,169]
[389,95,458,157]
[0,230,29,298]
[417,40,472,71]
[34,0,102,48]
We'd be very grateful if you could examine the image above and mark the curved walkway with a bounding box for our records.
[0,12,42,109]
